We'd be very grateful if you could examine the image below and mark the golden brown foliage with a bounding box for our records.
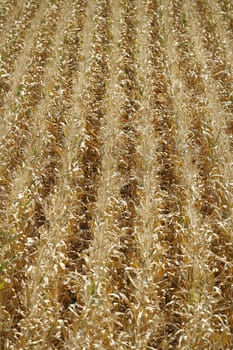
[0,0,232,349]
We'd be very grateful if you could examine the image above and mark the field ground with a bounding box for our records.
[0,0,233,349]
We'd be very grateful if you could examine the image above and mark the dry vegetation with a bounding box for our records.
[0,0,232,349]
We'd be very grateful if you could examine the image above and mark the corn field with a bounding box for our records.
[0,0,233,349]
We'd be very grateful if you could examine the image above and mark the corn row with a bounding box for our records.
[163,0,233,347]
[0,0,62,203]
[0,0,41,107]
[125,1,167,348]
[182,2,233,347]
[194,0,233,119]
[67,2,127,347]
[0,0,48,142]
[3,1,88,348]
[0,2,73,347]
